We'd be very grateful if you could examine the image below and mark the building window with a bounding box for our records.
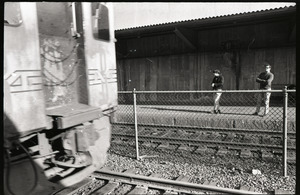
[4,2,22,26]
[91,3,110,41]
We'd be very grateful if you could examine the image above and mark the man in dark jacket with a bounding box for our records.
[211,69,224,114]
[253,63,274,116]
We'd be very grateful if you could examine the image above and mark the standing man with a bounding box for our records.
[253,63,274,116]
[211,69,224,114]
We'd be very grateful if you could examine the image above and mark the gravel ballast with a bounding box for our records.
[104,143,296,194]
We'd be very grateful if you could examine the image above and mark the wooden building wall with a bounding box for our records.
[117,47,295,91]
[116,17,296,92]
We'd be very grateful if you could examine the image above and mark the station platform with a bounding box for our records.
[111,105,296,132]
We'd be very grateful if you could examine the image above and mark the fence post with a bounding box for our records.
[282,86,288,177]
[133,88,139,160]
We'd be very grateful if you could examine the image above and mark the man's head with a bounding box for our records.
[264,63,271,72]
[213,69,220,76]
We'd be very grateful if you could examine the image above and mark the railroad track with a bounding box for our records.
[111,123,296,162]
[52,167,265,195]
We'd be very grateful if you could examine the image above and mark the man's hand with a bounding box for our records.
[256,78,265,83]
[212,83,215,87]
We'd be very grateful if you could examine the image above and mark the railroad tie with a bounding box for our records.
[207,132,220,140]
[194,132,206,140]
[202,180,220,195]
[240,185,256,192]
[203,181,217,186]
[99,166,112,172]
[175,130,186,136]
[261,135,273,145]
[149,173,162,178]
[224,133,235,142]
[261,150,274,161]
[243,135,253,143]
[177,144,192,152]
[55,178,93,195]
[287,151,296,163]
[93,181,119,195]
[176,175,191,182]
[111,138,123,144]
[161,131,173,138]
[123,168,138,174]
[194,145,207,154]
[200,181,218,195]
[274,189,292,194]
[127,186,148,195]
[163,190,177,195]
[287,137,296,148]
[142,141,158,148]
[216,146,228,156]
[139,128,152,136]
[157,142,172,150]
[240,149,252,158]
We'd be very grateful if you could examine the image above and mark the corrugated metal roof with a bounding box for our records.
[115,5,296,32]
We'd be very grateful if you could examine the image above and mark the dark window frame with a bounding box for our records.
[91,2,110,42]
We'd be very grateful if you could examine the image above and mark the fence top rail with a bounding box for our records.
[118,89,296,94]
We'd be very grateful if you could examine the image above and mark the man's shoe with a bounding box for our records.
[252,112,258,115]
[218,110,221,114]
[211,110,218,114]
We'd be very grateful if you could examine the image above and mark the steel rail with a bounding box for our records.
[118,89,296,94]
[93,169,263,195]
[112,133,296,151]
[112,122,296,137]
[118,90,297,93]
[111,123,296,151]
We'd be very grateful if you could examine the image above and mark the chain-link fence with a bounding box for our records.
[111,88,296,176]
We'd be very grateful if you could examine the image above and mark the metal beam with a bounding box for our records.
[174,27,197,50]
[289,23,296,42]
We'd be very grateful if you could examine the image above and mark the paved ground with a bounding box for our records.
[112,105,296,132]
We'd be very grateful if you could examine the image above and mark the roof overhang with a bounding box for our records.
[115,6,296,40]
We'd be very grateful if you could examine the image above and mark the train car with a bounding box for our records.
[4,2,117,194]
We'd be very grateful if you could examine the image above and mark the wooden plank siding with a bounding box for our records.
[287,47,296,84]
[117,46,296,91]
[116,17,296,93]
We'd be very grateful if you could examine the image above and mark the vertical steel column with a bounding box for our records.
[133,88,139,160]
[282,86,288,177]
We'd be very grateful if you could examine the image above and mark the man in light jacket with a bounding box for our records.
[253,63,274,116]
